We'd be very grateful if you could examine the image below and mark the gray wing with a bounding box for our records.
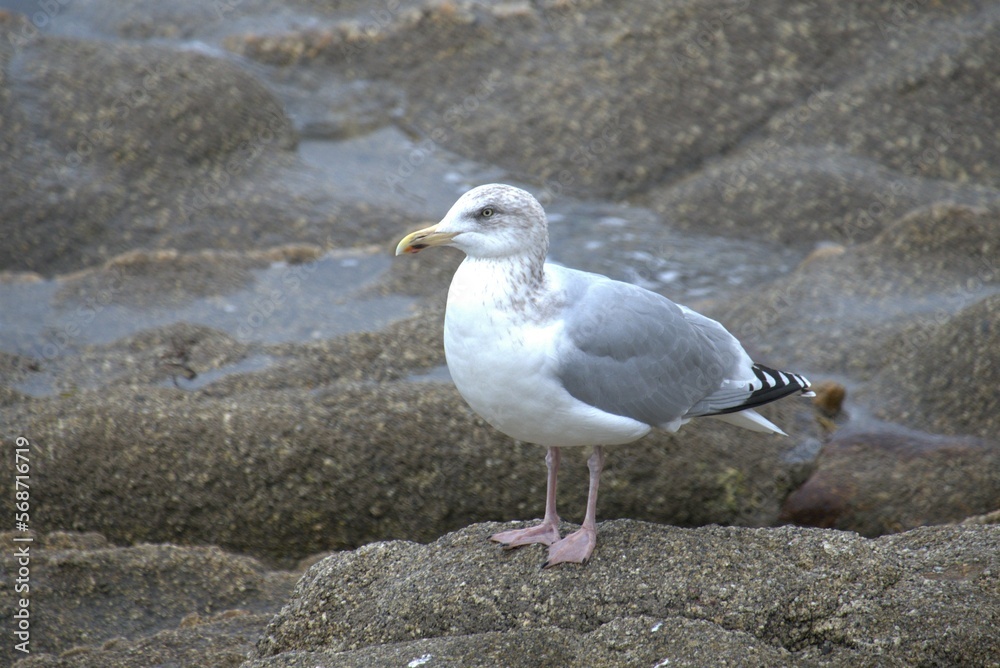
[553,268,751,428]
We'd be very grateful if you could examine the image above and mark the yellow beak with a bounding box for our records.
[394,223,458,256]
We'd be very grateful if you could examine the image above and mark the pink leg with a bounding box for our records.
[491,446,562,548]
[544,445,604,568]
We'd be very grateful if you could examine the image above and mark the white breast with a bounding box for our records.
[442,259,650,447]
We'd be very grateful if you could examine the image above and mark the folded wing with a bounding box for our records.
[553,269,811,434]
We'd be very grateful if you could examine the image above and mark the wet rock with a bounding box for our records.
[0,531,298,665]
[652,1,1000,248]
[248,521,1000,667]
[0,24,272,273]
[694,204,1000,533]
[780,427,1000,536]
[769,5,1000,189]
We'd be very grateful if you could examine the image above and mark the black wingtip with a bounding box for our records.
[750,363,811,400]
[709,364,811,416]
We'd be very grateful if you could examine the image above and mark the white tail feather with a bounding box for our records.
[709,409,787,435]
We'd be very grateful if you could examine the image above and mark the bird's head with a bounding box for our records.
[395,184,549,260]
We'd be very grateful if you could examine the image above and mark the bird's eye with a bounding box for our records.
[479,207,494,218]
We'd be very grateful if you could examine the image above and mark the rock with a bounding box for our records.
[652,0,1000,248]
[961,509,1000,526]
[779,426,1000,536]
[810,380,846,419]
[0,22,273,274]
[644,146,995,247]
[247,617,797,668]
[868,293,1000,439]
[768,5,1000,190]
[19,611,275,668]
[0,531,298,665]
[247,521,1000,667]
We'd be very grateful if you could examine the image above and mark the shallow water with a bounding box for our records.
[298,127,507,216]
[159,353,277,391]
[0,250,415,357]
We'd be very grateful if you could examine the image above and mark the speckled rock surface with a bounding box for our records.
[643,146,996,247]
[0,531,298,666]
[247,617,798,668]
[869,292,1000,439]
[247,521,1000,667]
[17,611,276,668]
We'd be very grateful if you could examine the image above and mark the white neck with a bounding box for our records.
[449,254,547,315]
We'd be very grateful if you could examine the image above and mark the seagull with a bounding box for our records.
[395,184,813,567]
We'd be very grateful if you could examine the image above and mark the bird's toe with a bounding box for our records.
[490,521,561,549]
[542,527,596,568]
